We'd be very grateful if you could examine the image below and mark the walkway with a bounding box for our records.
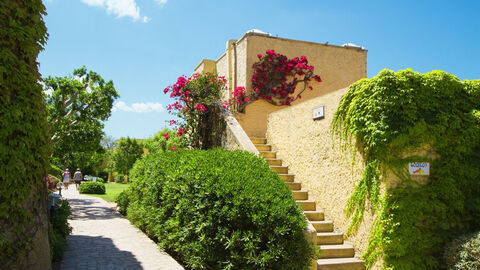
[57,187,184,270]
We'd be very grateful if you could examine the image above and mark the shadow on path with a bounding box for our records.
[60,235,143,270]
[68,198,119,221]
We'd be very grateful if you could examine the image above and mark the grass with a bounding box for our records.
[87,182,130,202]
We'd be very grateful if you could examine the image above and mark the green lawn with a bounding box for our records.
[87,183,130,202]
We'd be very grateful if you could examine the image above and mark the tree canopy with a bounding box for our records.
[43,66,119,171]
[111,137,143,176]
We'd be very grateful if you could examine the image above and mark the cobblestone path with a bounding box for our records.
[58,187,184,270]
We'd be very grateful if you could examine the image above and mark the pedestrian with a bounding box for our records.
[74,168,83,190]
[62,168,70,190]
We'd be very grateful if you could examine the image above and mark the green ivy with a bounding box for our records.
[0,0,51,266]
[332,69,480,269]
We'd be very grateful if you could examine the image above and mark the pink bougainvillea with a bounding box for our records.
[231,50,322,111]
[163,73,228,149]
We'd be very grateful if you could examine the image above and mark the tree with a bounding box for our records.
[43,66,119,170]
[0,1,51,268]
[143,128,182,153]
[111,137,143,178]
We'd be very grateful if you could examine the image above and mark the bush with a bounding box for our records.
[49,199,72,262]
[115,174,125,183]
[444,231,480,270]
[124,149,313,270]
[79,182,106,194]
[116,189,131,216]
[96,177,105,183]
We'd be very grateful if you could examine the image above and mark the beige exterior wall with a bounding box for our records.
[216,53,229,101]
[210,32,367,138]
[266,87,379,267]
[193,59,217,74]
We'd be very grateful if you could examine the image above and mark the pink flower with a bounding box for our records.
[177,127,185,136]
[195,103,207,112]
[163,133,170,141]
[222,100,230,108]
[171,146,176,151]
[266,50,275,56]
[169,120,177,126]
[257,54,262,58]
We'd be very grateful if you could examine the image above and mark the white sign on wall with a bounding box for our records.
[313,106,325,120]
[408,162,430,176]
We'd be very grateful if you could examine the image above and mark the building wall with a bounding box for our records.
[266,87,378,264]
[234,33,366,137]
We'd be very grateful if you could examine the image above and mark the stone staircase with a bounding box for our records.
[251,137,365,270]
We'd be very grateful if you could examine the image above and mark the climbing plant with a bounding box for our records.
[0,0,51,267]
[163,73,227,149]
[331,69,480,269]
[232,50,321,112]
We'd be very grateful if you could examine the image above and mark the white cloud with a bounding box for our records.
[81,0,149,22]
[155,0,168,6]
[113,101,164,113]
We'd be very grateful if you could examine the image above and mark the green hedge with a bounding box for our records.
[79,182,106,194]
[118,149,313,270]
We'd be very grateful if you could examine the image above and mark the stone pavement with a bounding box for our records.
[57,186,184,270]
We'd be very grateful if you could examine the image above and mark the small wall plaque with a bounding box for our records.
[408,162,430,176]
[313,106,325,120]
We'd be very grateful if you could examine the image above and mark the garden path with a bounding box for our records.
[56,187,184,270]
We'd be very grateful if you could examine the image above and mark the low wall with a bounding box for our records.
[266,87,379,267]
[222,110,259,155]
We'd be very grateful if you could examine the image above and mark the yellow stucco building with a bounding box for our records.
[194,30,367,137]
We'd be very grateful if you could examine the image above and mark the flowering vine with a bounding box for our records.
[163,73,227,149]
[232,50,322,112]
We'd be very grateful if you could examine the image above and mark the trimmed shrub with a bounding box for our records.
[95,177,105,183]
[115,174,125,183]
[444,231,480,270]
[79,182,106,194]
[115,189,130,216]
[49,199,72,262]
[124,149,313,270]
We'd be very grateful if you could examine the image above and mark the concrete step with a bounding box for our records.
[311,220,334,232]
[265,159,282,166]
[317,257,365,270]
[279,174,294,182]
[261,151,276,159]
[292,190,309,200]
[255,144,271,151]
[317,232,343,245]
[285,182,301,190]
[296,200,316,211]
[250,138,266,144]
[270,166,288,174]
[304,210,325,221]
[318,243,355,259]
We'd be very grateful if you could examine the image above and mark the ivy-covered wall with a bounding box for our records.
[0,1,52,269]
[332,69,480,269]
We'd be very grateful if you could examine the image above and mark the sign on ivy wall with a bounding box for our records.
[408,162,430,176]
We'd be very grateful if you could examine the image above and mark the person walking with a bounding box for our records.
[74,168,83,190]
[62,168,70,190]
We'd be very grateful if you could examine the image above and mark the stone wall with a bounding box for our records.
[266,87,379,266]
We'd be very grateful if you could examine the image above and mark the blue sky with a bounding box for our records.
[39,0,480,139]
